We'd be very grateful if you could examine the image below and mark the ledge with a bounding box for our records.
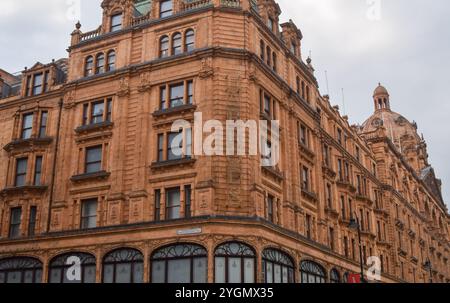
[3,137,53,153]
[336,180,357,193]
[325,207,339,218]
[356,194,373,206]
[70,171,111,182]
[395,219,405,230]
[322,165,337,179]
[1,185,48,196]
[301,189,318,202]
[152,104,197,118]
[374,208,390,218]
[262,166,284,181]
[75,121,114,134]
[398,247,408,257]
[151,157,196,170]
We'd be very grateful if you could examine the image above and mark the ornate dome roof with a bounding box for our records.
[373,83,389,97]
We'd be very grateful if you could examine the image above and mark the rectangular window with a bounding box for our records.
[169,83,184,108]
[34,156,43,186]
[111,13,123,32]
[329,227,335,250]
[157,134,164,162]
[81,199,98,229]
[28,206,37,236]
[323,144,330,167]
[305,215,311,239]
[359,209,365,231]
[32,73,43,95]
[91,101,105,124]
[166,187,181,220]
[351,239,356,260]
[82,98,112,125]
[340,196,346,219]
[356,146,361,162]
[337,128,342,145]
[299,124,307,146]
[267,195,274,223]
[185,128,192,158]
[9,207,22,239]
[301,166,309,191]
[187,81,194,104]
[154,189,161,221]
[15,158,28,187]
[337,159,343,181]
[160,0,173,18]
[160,86,167,110]
[25,75,32,97]
[106,99,112,122]
[264,94,271,116]
[167,132,182,161]
[344,236,349,257]
[185,185,192,218]
[38,111,48,138]
[85,146,102,173]
[43,71,49,93]
[21,113,34,139]
[326,184,332,208]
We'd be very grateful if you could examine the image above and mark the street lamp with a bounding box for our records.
[349,212,366,283]
[424,258,433,283]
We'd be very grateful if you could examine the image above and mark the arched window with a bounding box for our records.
[102,248,143,283]
[214,242,256,283]
[95,53,105,74]
[107,50,116,72]
[172,32,182,55]
[151,243,207,283]
[85,56,94,77]
[160,35,169,58]
[185,29,195,52]
[330,268,341,283]
[262,249,295,283]
[300,260,326,283]
[0,257,42,283]
[48,252,96,283]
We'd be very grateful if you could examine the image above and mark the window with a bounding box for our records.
[107,50,116,72]
[28,206,37,237]
[356,146,361,162]
[330,268,341,283]
[15,158,28,187]
[272,52,277,72]
[337,128,343,145]
[21,113,33,139]
[160,0,173,18]
[301,166,310,191]
[157,134,164,161]
[38,111,48,138]
[300,261,326,283]
[291,42,297,55]
[152,244,207,283]
[267,195,274,223]
[267,18,274,31]
[82,98,112,125]
[0,257,42,283]
[154,189,161,221]
[337,159,343,181]
[169,82,184,108]
[49,253,96,283]
[351,239,356,260]
[9,208,22,239]
[340,196,346,219]
[32,73,43,95]
[296,76,300,94]
[81,199,97,229]
[326,184,332,208]
[185,29,195,52]
[185,185,192,218]
[262,249,295,283]
[187,80,194,104]
[160,35,169,58]
[159,80,193,109]
[166,187,181,220]
[85,146,102,174]
[215,242,256,283]
[343,236,349,257]
[25,75,32,96]
[85,56,94,77]
[305,214,312,239]
[260,40,265,61]
[95,53,105,74]
[299,123,308,146]
[34,156,43,186]
[266,46,271,66]
[172,33,182,55]
[103,248,143,283]
[168,132,182,161]
[329,227,335,250]
[264,93,271,116]
[110,13,123,32]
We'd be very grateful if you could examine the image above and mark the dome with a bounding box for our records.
[373,83,389,97]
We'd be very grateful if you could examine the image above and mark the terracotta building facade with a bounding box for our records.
[0,0,448,283]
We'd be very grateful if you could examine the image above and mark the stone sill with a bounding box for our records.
[70,171,111,182]
[152,104,197,118]
[151,158,196,170]
[75,121,114,134]
[3,137,53,152]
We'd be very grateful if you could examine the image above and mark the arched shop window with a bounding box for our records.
[49,252,96,283]
[262,248,295,283]
[214,242,256,283]
[102,248,143,283]
[300,260,326,283]
[0,257,42,283]
[151,243,207,283]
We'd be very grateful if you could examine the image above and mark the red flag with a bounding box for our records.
[347,273,362,283]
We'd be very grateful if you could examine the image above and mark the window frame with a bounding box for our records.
[15,157,28,187]
[80,198,98,230]
[214,242,256,283]
[9,207,22,239]
[85,145,103,174]
[21,113,34,140]
[110,13,123,32]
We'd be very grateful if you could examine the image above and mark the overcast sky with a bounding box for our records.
[0,0,448,208]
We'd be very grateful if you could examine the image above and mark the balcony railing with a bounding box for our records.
[79,26,101,42]
[221,0,241,8]
[181,0,213,11]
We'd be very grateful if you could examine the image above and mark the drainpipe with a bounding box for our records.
[46,98,63,232]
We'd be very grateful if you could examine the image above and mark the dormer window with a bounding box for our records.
[110,13,123,32]
[160,0,173,18]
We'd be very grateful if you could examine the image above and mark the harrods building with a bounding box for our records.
[0,0,448,283]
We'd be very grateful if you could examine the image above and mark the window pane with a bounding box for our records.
[244,258,255,283]
[193,258,207,283]
[115,263,131,283]
[167,259,190,283]
[215,257,226,283]
[111,14,122,32]
[84,265,96,283]
[228,257,241,283]
[266,262,273,283]
[39,112,48,138]
[169,83,184,108]
[160,0,173,18]
[103,264,114,283]
[274,264,282,283]
[168,132,183,160]
[92,102,105,124]
[32,73,43,95]
[151,261,165,283]
[133,262,143,283]
[7,271,22,283]
[22,114,33,139]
